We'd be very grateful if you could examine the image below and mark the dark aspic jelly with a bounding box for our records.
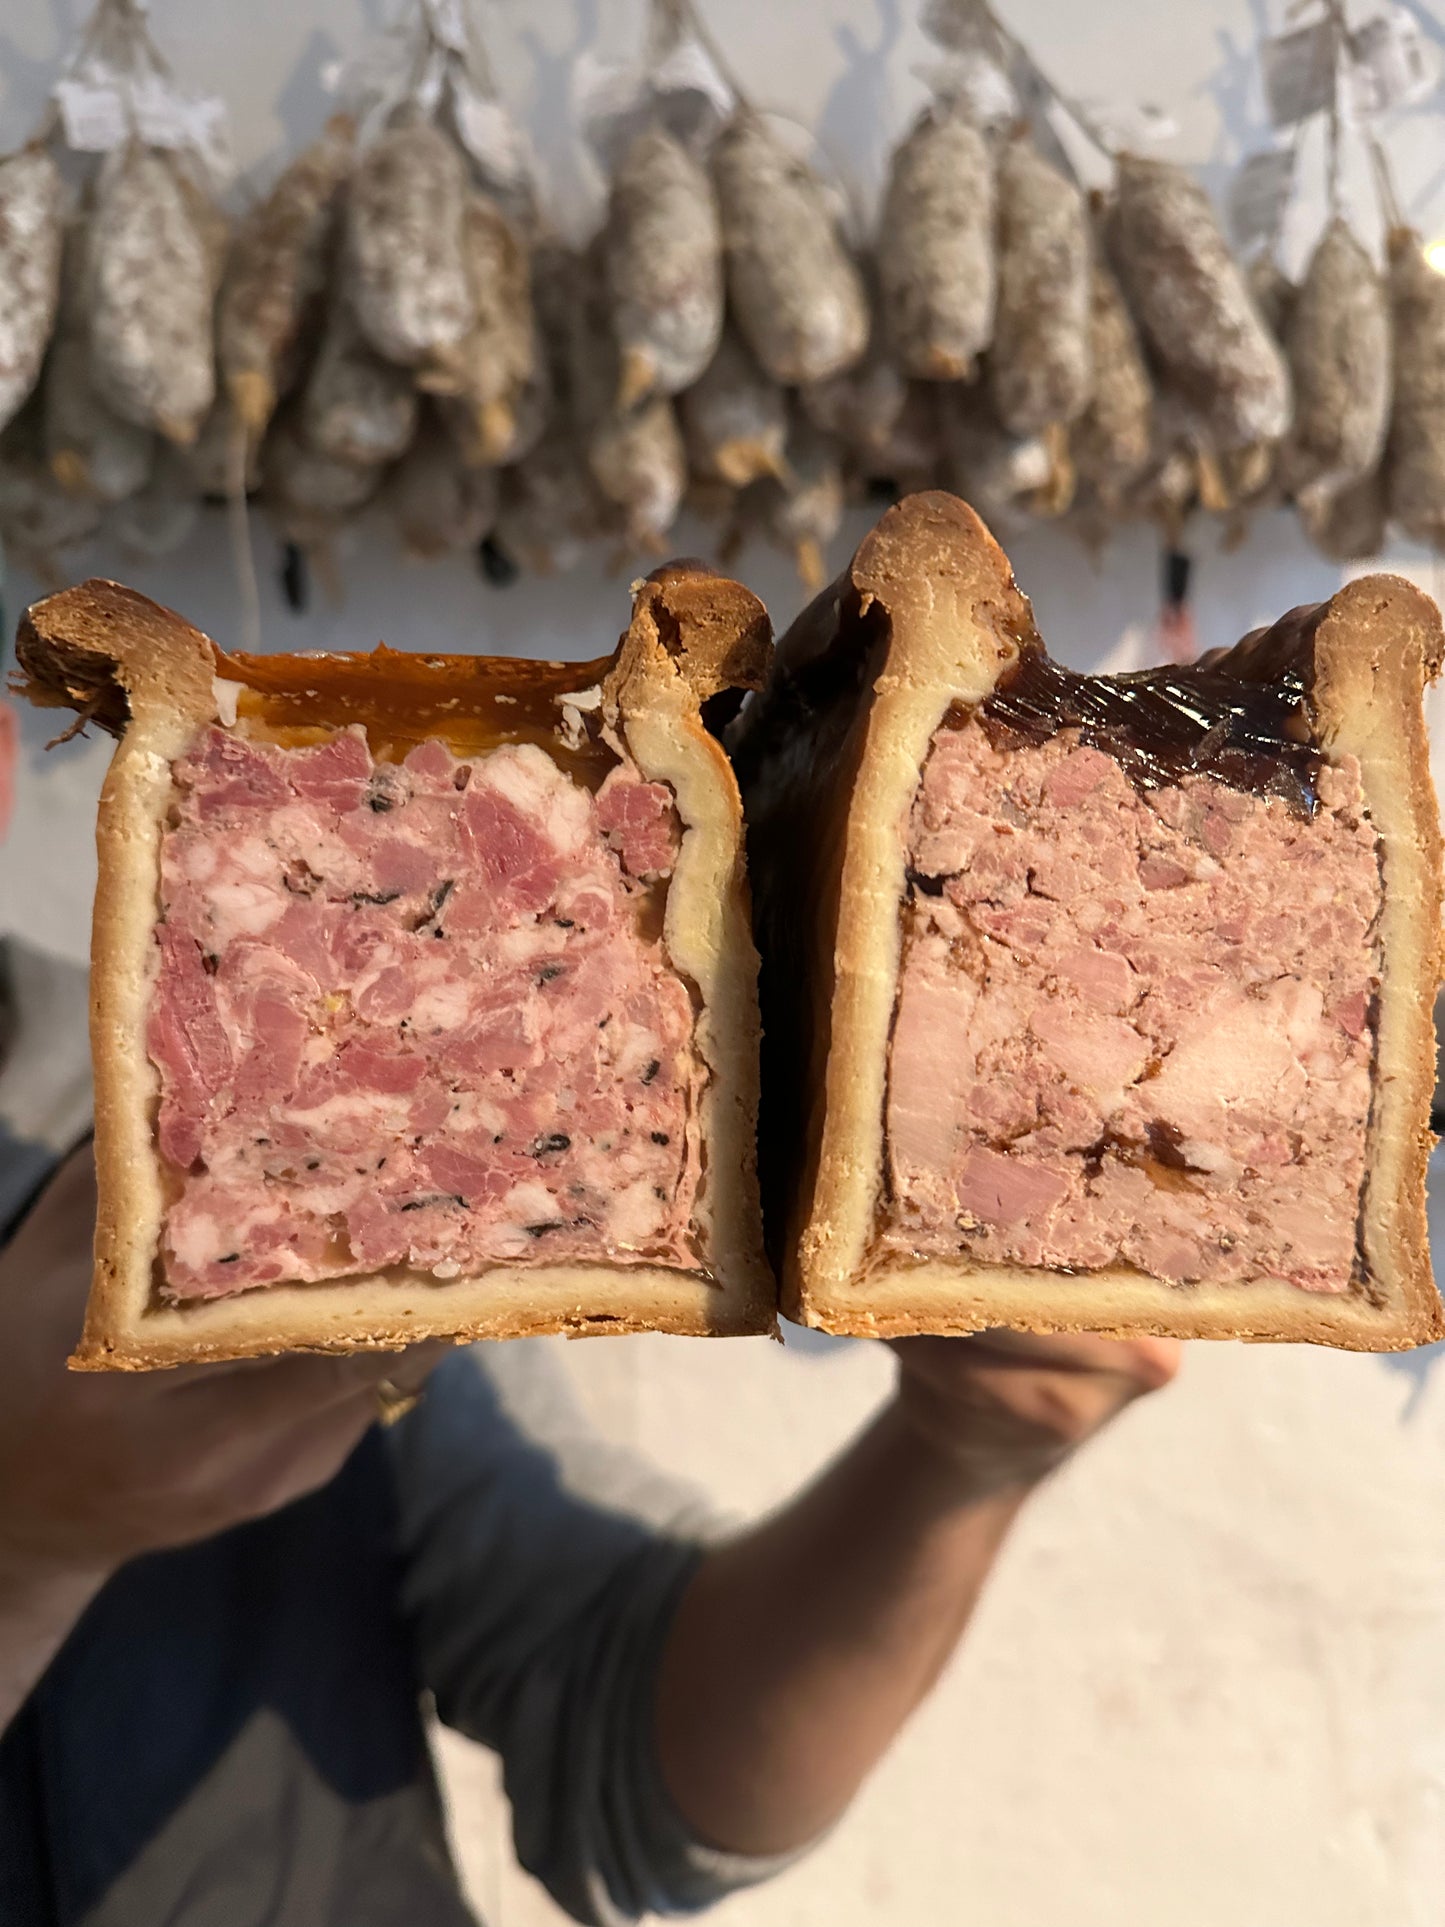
[970,602,1327,817]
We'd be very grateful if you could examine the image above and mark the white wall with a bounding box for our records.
[6,5,1445,1924]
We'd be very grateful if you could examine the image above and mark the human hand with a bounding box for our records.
[889,1328,1181,1499]
[0,1144,443,1589]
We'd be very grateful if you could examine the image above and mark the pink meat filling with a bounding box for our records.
[149,725,701,1299]
[883,722,1383,1294]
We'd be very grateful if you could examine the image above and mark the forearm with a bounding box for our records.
[0,1553,108,1732]
[653,1396,1029,1858]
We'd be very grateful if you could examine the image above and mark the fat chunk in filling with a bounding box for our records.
[149,725,699,1297]
[882,721,1382,1293]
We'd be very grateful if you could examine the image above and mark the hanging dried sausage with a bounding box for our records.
[43,220,153,505]
[1107,154,1290,452]
[1281,218,1390,512]
[1384,228,1445,547]
[877,102,995,382]
[87,146,216,445]
[301,294,418,466]
[604,124,723,406]
[386,408,498,557]
[344,113,474,374]
[1070,241,1152,510]
[217,115,354,438]
[988,133,1091,440]
[679,324,788,486]
[426,191,544,467]
[0,145,64,439]
[712,111,868,385]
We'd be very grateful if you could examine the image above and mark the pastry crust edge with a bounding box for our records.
[15,570,776,1368]
[760,491,1445,1351]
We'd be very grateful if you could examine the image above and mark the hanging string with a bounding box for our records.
[1366,126,1406,233]
[400,8,438,111]
[952,0,1118,167]
[458,0,499,101]
[51,0,179,146]
[669,0,754,116]
[1320,0,1352,221]
[1325,53,1344,215]
[649,0,689,62]
[225,415,263,655]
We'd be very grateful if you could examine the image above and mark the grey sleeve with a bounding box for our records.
[387,1341,800,1925]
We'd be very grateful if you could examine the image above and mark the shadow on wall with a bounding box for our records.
[816,0,905,220]
[273,26,346,171]
[0,2,73,140]
[1380,1339,1445,1418]
[520,0,605,242]
[1198,0,1274,166]
[781,1318,857,1357]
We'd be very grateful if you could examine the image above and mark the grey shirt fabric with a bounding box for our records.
[0,936,94,1233]
[0,934,793,1924]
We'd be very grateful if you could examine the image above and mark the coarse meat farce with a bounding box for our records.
[15,570,775,1366]
[733,491,1445,1350]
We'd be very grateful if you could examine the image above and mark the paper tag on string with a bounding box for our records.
[1260,20,1338,128]
[54,76,128,151]
[450,83,530,189]
[1075,98,1178,150]
[181,94,235,188]
[55,69,233,183]
[573,37,732,162]
[413,51,447,116]
[647,38,735,151]
[1348,6,1440,115]
[319,18,421,133]
[569,48,644,163]
[319,35,405,108]
[1228,146,1296,252]
[122,73,235,185]
[917,0,1015,124]
[129,70,193,146]
[651,34,734,125]
[914,51,1017,127]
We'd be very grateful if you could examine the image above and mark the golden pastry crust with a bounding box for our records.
[15,570,775,1367]
[735,490,1444,1350]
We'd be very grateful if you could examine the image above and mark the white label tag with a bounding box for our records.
[1260,21,1339,128]
[54,76,128,151]
[320,30,408,113]
[1348,6,1440,115]
[183,94,235,188]
[651,35,734,121]
[413,47,447,116]
[571,48,637,125]
[574,34,734,163]
[914,50,1018,127]
[108,73,236,186]
[1075,98,1178,150]
[450,83,530,189]
[571,49,647,162]
[1228,146,1297,251]
[129,70,193,147]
